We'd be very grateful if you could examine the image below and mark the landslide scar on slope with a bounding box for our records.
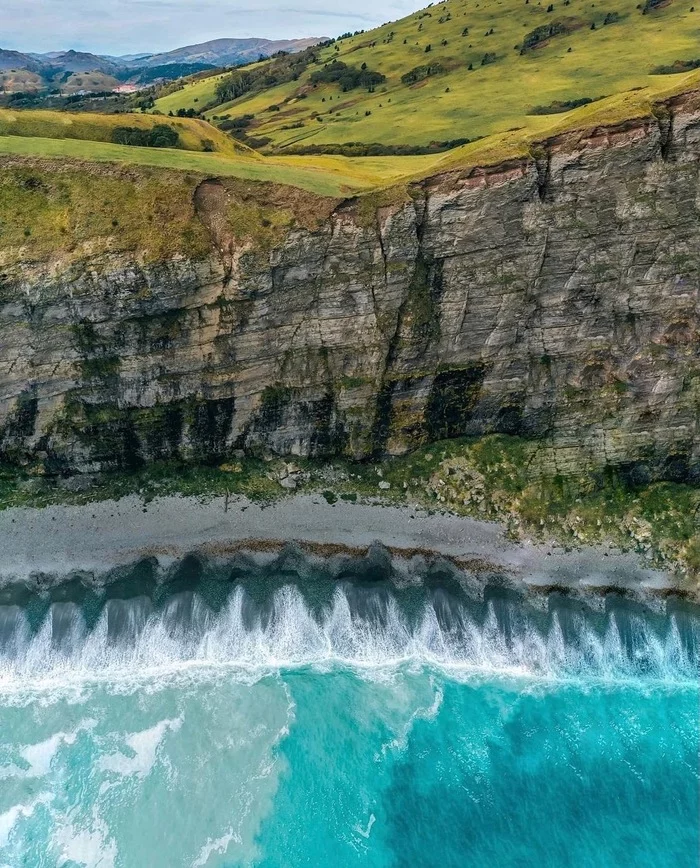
[194,178,236,278]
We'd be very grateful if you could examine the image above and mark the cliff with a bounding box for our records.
[1,90,699,482]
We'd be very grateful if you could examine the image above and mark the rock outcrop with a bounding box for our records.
[1,92,699,480]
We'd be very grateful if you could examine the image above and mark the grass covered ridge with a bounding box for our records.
[186,0,700,151]
[0,108,247,155]
[1,67,699,206]
[0,163,211,265]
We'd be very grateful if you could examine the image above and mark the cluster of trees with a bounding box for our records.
[529,96,595,114]
[309,61,386,92]
[652,58,700,74]
[401,62,445,85]
[215,70,256,103]
[520,19,580,53]
[169,107,198,117]
[111,124,180,148]
[214,47,317,105]
[279,137,474,157]
[337,30,366,39]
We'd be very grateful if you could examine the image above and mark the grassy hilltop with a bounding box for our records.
[157,0,700,152]
[0,0,698,197]
[0,107,247,155]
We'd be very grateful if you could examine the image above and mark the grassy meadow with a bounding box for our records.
[153,72,232,115]
[0,0,698,200]
[0,107,245,154]
[192,0,700,150]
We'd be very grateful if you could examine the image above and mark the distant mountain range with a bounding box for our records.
[0,36,325,80]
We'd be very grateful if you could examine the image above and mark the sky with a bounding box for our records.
[4,0,427,56]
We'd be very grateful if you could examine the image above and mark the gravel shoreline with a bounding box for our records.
[0,493,681,596]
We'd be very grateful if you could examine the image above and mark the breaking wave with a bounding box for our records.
[0,576,697,693]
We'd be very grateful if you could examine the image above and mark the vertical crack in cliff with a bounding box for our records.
[369,196,430,457]
[655,107,675,162]
[532,230,551,360]
[525,227,559,453]
[373,210,390,335]
[533,148,552,203]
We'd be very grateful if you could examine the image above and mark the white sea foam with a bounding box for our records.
[0,586,696,699]
[98,717,182,780]
[355,813,376,839]
[192,830,242,867]
[380,679,445,758]
[0,723,94,780]
[52,813,117,868]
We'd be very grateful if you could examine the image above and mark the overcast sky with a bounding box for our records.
[5,0,426,56]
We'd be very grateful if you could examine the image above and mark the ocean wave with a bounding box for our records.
[0,582,697,698]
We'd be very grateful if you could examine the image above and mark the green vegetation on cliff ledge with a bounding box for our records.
[0,164,210,264]
[2,435,699,585]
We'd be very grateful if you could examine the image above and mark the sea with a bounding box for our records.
[0,552,697,867]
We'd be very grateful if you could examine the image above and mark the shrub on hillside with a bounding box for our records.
[309,60,386,92]
[520,18,583,53]
[642,0,671,12]
[111,124,180,148]
[401,62,446,85]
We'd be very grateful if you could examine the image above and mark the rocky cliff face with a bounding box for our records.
[1,93,700,480]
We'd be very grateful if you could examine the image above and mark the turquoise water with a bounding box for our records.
[0,566,697,867]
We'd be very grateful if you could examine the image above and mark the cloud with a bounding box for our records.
[3,0,426,55]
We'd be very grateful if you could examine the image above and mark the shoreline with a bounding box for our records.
[0,493,687,600]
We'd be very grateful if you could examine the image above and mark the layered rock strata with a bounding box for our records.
[1,93,699,479]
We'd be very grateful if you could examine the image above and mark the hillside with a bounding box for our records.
[1,68,696,199]
[152,0,700,152]
[0,107,251,154]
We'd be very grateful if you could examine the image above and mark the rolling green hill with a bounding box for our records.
[0,107,251,155]
[1,0,700,199]
[163,0,700,152]
[153,72,231,116]
[1,69,699,199]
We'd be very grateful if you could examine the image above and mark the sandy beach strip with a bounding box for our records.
[0,493,679,596]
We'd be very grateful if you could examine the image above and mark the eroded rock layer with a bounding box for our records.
[1,94,699,478]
